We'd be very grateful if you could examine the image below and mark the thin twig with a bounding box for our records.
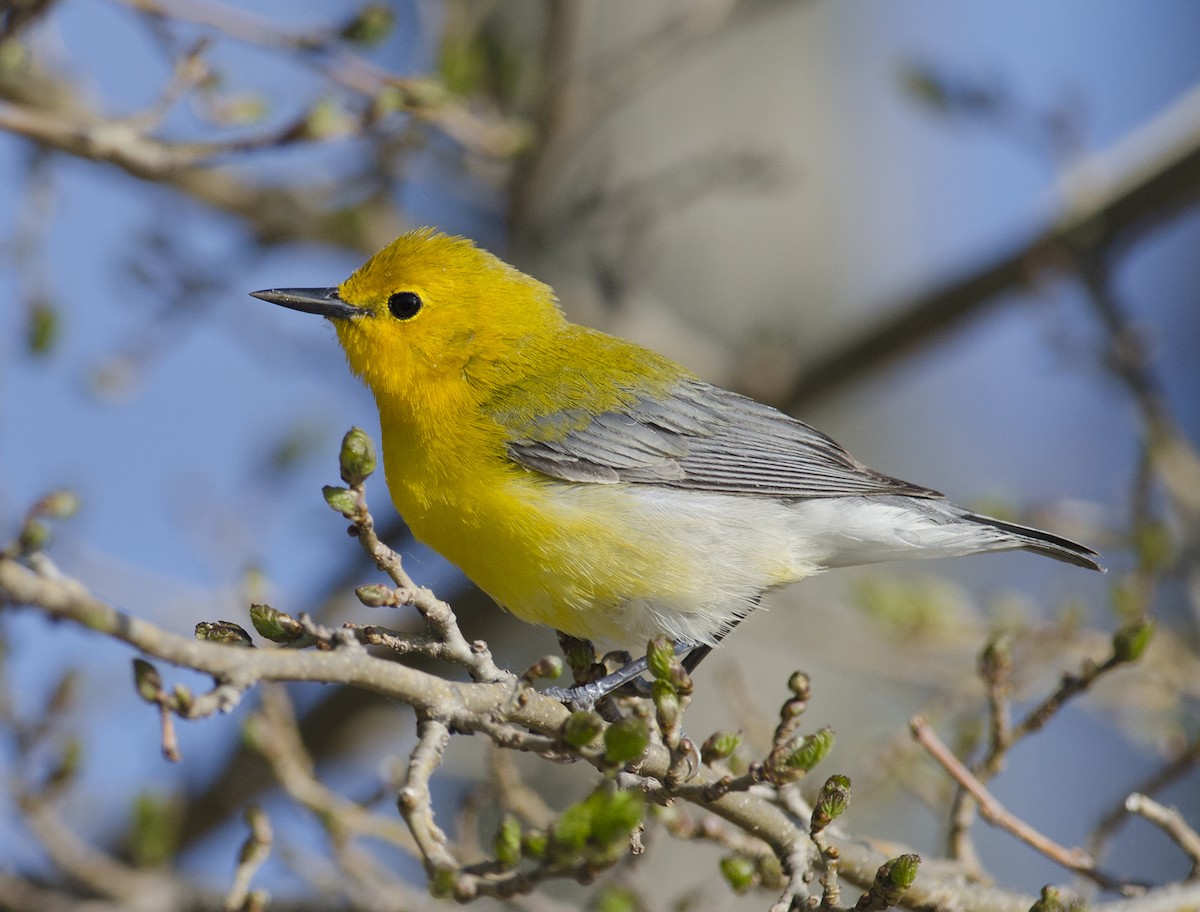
[911,715,1131,892]
[1091,735,1200,858]
[397,716,456,875]
[222,805,271,912]
[1125,793,1200,878]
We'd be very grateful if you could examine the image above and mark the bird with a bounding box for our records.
[253,228,1102,701]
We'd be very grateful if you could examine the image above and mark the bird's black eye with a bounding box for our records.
[387,291,422,320]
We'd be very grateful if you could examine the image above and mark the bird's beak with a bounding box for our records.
[250,287,368,320]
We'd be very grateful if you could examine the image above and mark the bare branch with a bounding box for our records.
[1125,793,1200,879]
[911,715,1129,892]
[786,84,1200,408]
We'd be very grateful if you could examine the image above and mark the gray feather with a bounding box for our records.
[506,379,939,498]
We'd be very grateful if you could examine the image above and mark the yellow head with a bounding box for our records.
[253,229,564,409]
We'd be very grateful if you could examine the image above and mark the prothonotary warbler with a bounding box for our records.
[253,229,1102,699]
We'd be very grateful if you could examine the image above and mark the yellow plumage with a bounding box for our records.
[252,229,1101,656]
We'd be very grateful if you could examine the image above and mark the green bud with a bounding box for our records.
[603,717,650,765]
[195,620,254,647]
[521,829,547,860]
[1029,885,1067,912]
[322,485,357,517]
[782,726,834,773]
[561,710,605,748]
[588,789,644,852]
[249,603,303,642]
[523,655,564,681]
[979,634,1012,684]
[354,585,395,608]
[558,634,596,680]
[339,3,395,46]
[646,636,675,681]
[1112,619,1153,664]
[594,886,639,912]
[719,854,757,893]
[128,791,182,868]
[872,853,920,906]
[430,866,458,899]
[549,800,592,861]
[172,684,193,714]
[18,519,50,554]
[338,427,377,486]
[26,299,59,355]
[701,730,742,764]
[493,814,522,868]
[302,97,353,140]
[668,662,693,696]
[652,679,680,730]
[812,774,851,832]
[787,670,810,698]
[132,659,163,703]
[35,489,80,520]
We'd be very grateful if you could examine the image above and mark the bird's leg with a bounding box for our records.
[681,643,712,674]
[542,604,758,708]
[540,641,695,708]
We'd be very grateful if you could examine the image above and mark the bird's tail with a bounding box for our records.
[963,511,1104,572]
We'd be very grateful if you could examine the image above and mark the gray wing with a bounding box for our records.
[505,379,941,499]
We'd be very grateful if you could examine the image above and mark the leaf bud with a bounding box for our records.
[338,427,377,486]
[782,726,834,773]
[561,710,605,748]
[132,659,163,703]
[646,635,675,681]
[1028,885,1067,912]
[249,603,303,642]
[35,489,80,520]
[872,853,921,906]
[1112,619,1153,664]
[700,730,742,764]
[354,585,395,608]
[811,774,851,833]
[322,485,357,517]
[719,854,756,893]
[195,620,255,647]
[603,717,650,765]
[493,814,522,868]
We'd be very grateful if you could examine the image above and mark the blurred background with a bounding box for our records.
[2,1,1198,909]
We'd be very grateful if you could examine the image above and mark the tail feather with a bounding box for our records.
[965,512,1104,572]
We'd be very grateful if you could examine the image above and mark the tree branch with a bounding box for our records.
[786,84,1200,407]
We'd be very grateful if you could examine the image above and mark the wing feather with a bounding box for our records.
[502,379,940,499]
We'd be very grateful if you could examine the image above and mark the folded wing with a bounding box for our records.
[502,379,941,499]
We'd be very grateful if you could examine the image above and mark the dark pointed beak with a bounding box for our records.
[250,287,367,319]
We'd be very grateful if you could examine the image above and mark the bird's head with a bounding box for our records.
[252,229,563,407]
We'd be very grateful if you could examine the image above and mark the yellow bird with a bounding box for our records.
[253,229,1101,698]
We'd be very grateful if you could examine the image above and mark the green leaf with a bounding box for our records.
[782,726,834,772]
